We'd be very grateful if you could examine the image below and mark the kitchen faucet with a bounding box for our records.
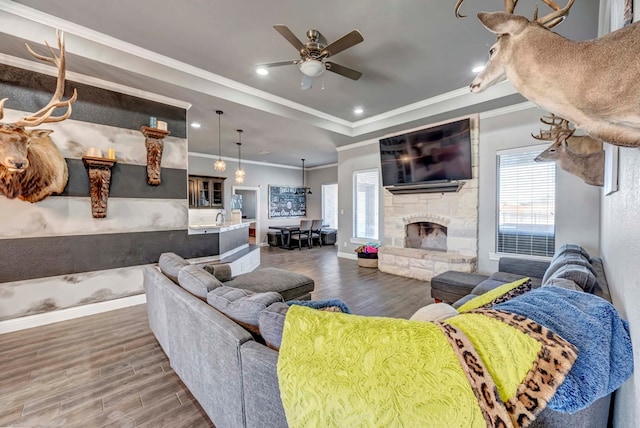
[215,210,225,225]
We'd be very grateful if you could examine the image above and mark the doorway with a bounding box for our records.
[232,185,260,245]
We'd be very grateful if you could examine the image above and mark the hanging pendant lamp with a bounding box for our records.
[301,158,312,194]
[213,110,226,172]
[235,129,245,184]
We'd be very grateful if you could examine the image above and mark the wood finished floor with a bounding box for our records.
[0,245,433,427]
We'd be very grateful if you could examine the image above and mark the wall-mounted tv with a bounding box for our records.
[379,118,472,187]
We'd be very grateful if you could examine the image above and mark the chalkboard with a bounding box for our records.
[268,185,307,218]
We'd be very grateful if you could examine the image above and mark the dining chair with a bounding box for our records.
[310,219,324,247]
[290,219,313,250]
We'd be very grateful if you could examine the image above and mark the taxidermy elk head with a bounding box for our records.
[533,114,604,187]
[0,30,77,203]
[456,0,640,147]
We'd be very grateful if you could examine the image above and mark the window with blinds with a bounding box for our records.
[354,169,379,240]
[497,148,556,257]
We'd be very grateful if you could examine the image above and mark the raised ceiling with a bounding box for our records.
[0,0,599,167]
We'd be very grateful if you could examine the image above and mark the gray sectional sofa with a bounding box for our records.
[145,248,617,427]
[144,253,313,427]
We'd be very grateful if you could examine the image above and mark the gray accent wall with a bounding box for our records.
[0,64,193,322]
[307,165,338,220]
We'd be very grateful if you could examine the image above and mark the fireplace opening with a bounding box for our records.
[405,222,447,251]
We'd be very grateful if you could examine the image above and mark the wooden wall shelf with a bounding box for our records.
[140,126,171,186]
[82,156,117,218]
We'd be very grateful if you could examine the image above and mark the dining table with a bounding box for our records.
[268,225,300,249]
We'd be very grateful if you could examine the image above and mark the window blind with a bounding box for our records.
[497,149,555,257]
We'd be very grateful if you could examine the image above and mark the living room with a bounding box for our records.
[0,0,639,427]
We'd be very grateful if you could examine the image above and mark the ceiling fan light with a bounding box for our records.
[299,59,325,77]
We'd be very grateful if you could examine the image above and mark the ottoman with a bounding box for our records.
[430,271,489,304]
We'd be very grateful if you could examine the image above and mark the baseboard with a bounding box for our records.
[338,251,358,260]
[0,294,147,335]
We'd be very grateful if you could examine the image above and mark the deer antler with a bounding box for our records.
[532,114,575,140]
[13,30,77,128]
[536,0,575,28]
[455,0,519,18]
[455,0,573,27]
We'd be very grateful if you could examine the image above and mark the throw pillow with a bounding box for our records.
[158,252,189,284]
[457,277,532,313]
[546,264,598,294]
[177,264,223,300]
[202,263,233,282]
[410,303,458,322]
[207,286,283,334]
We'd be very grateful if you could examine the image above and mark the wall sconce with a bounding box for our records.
[213,110,226,172]
[235,129,246,184]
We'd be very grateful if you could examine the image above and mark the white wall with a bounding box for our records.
[306,165,338,220]
[477,107,601,273]
[601,146,640,427]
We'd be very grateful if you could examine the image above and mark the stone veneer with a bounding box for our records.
[378,116,479,281]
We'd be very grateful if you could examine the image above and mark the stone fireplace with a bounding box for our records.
[378,117,479,281]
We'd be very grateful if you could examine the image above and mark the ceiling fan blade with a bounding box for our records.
[273,25,306,52]
[321,30,364,57]
[301,74,313,90]
[325,62,363,80]
[257,60,299,68]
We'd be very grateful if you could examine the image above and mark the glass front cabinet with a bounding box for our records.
[188,176,226,208]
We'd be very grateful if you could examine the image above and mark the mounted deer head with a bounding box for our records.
[456,0,640,147]
[533,114,604,187]
[0,30,76,202]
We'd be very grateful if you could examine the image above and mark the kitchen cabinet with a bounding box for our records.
[188,175,226,208]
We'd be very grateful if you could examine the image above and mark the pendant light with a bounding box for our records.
[299,158,312,194]
[213,110,226,172]
[235,129,245,184]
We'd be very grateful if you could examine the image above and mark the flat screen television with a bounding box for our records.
[379,118,472,187]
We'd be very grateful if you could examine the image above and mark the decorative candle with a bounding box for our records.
[86,147,102,157]
[156,120,168,131]
[107,148,116,160]
[149,116,157,128]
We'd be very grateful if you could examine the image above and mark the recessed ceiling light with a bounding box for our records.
[190,122,201,129]
[472,65,485,73]
[256,66,269,76]
[353,107,364,115]
[258,150,270,155]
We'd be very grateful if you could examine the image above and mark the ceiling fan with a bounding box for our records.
[257,25,364,90]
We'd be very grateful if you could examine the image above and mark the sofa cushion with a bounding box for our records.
[545,265,598,293]
[158,252,189,284]
[207,286,283,334]
[258,299,351,351]
[543,277,583,292]
[224,267,314,301]
[556,243,591,259]
[458,277,531,312]
[543,252,596,284]
[258,302,290,350]
[177,264,223,300]
[202,263,233,282]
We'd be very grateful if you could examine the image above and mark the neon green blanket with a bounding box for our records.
[277,306,577,428]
